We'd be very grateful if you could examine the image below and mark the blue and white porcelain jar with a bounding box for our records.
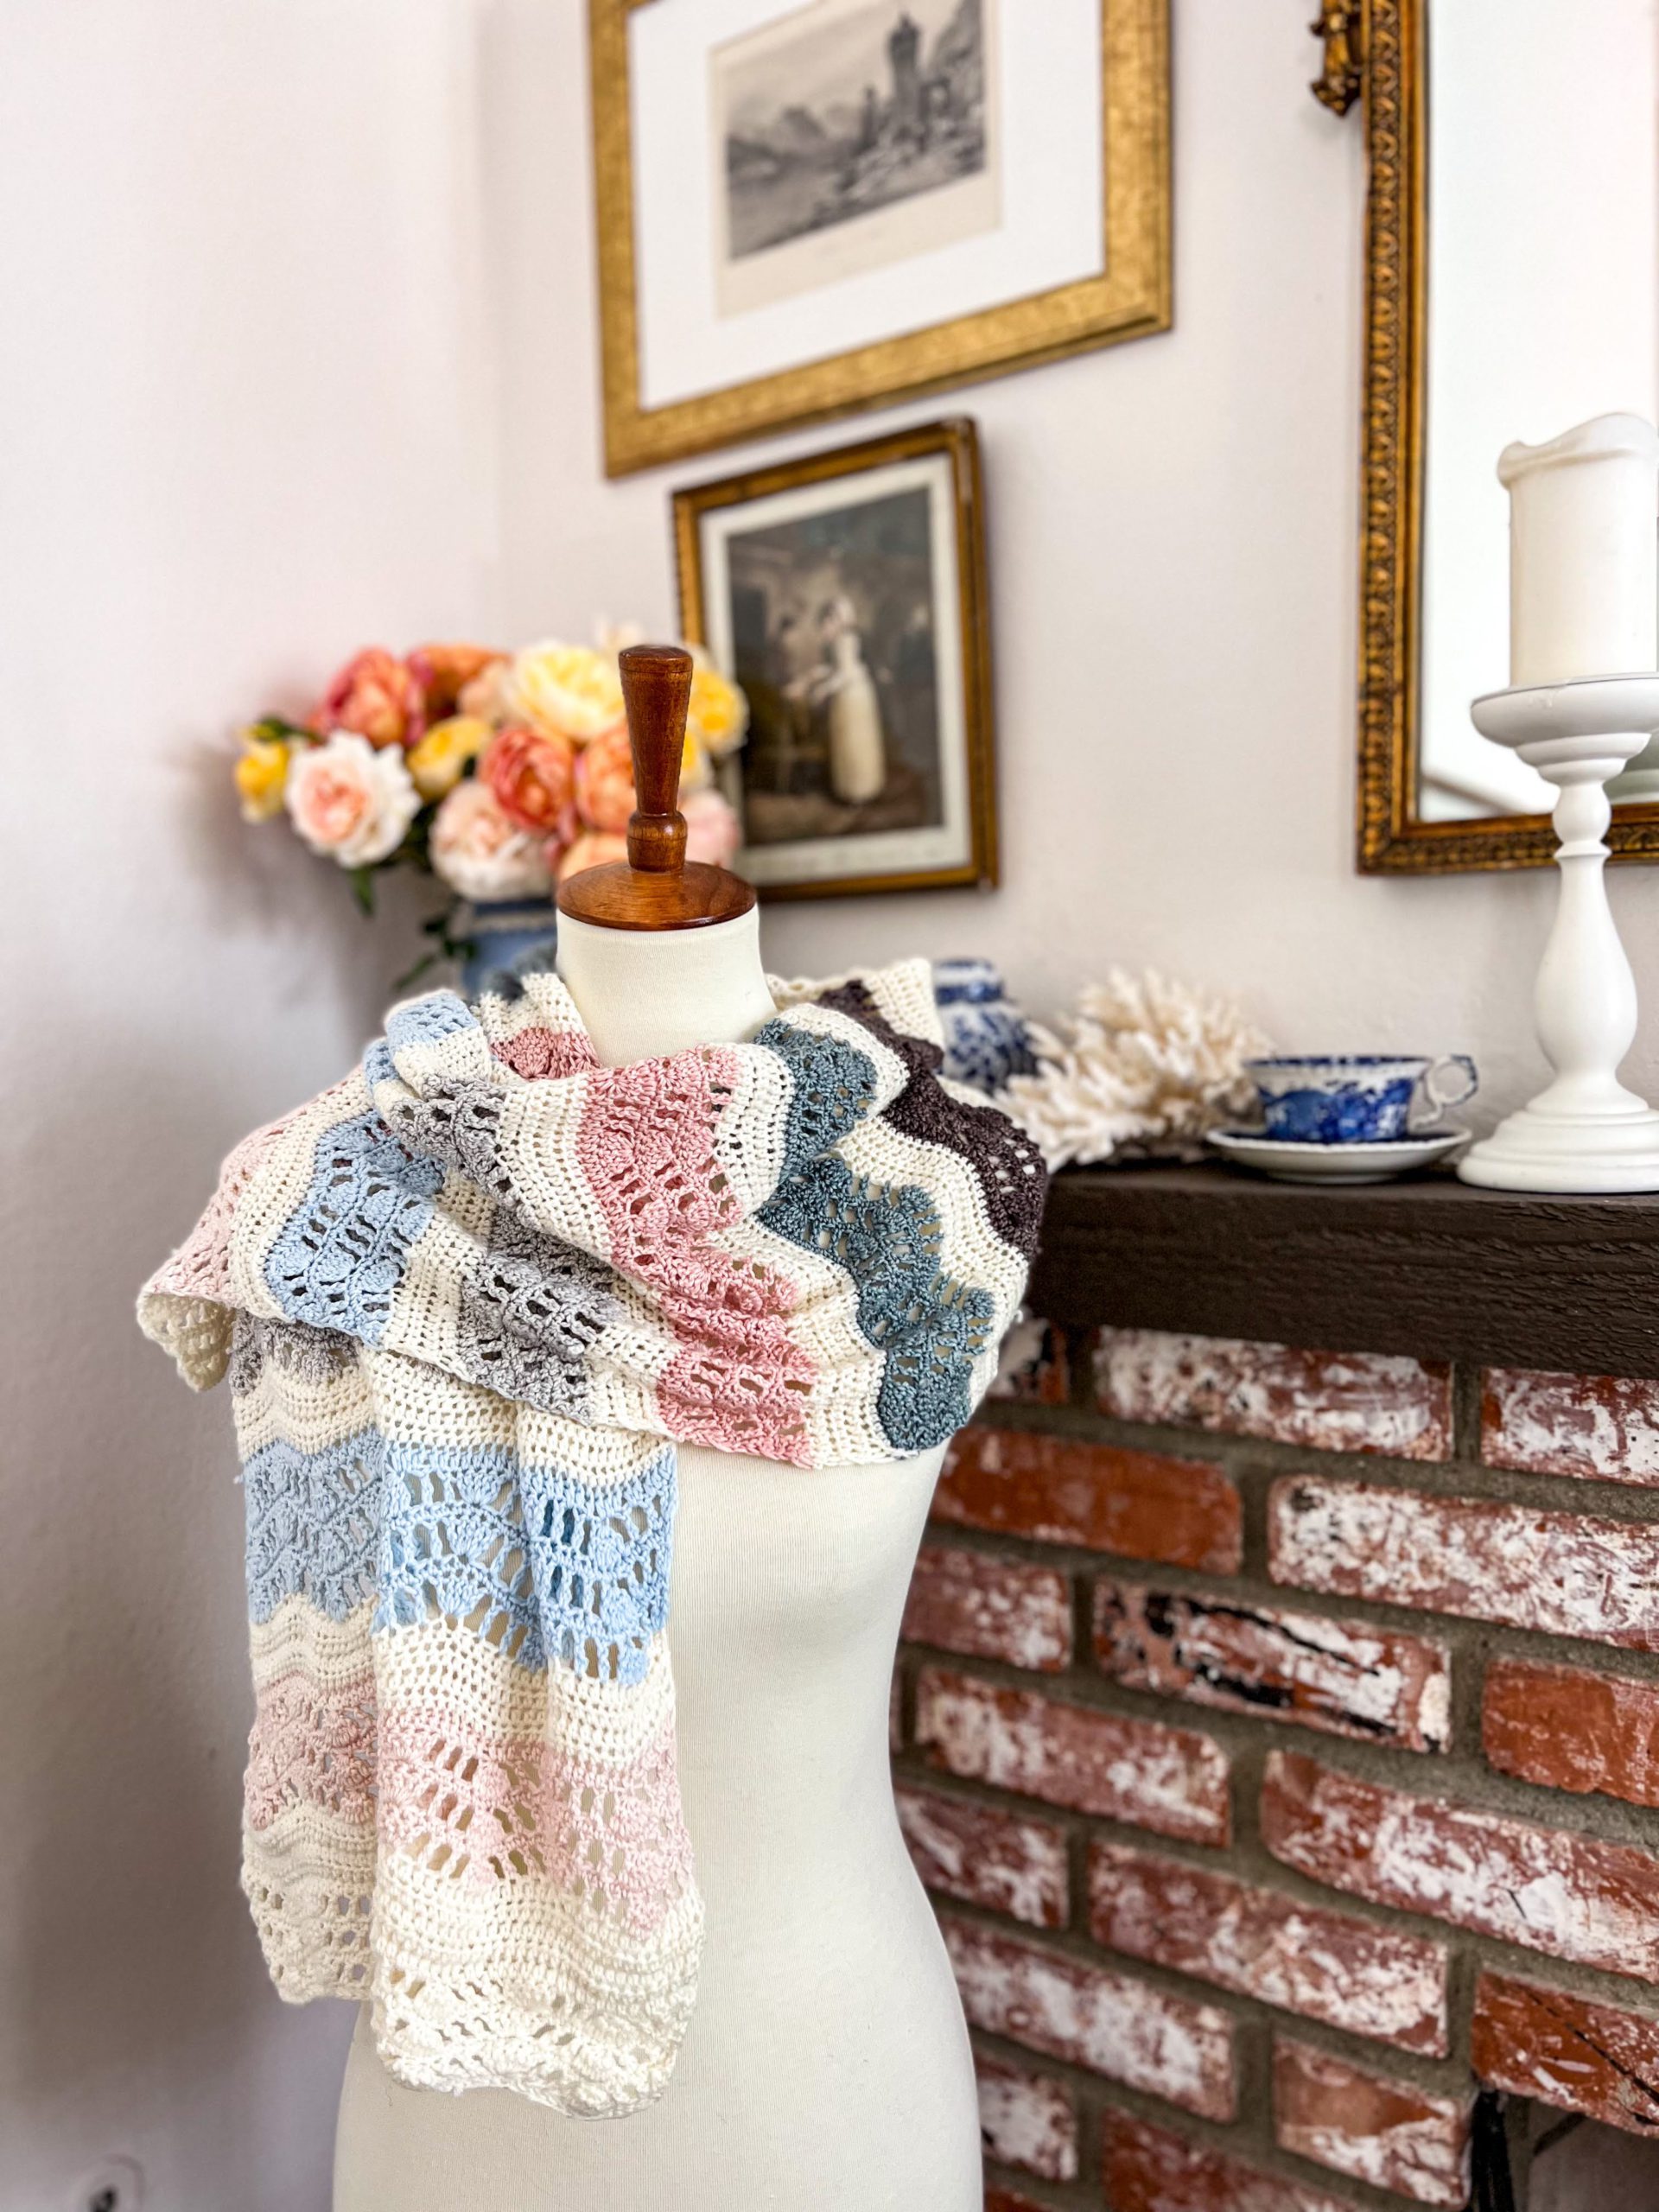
[932,958,1038,1094]
[459,899,559,998]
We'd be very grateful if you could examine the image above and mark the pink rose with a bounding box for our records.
[682,787,741,869]
[573,723,636,834]
[556,830,628,883]
[430,778,554,902]
[285,732,421,867]
[482,724,577,836]
[309,647,426,749]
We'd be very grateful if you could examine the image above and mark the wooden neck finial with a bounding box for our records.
[556,642,757,932]
[620,645,691,874]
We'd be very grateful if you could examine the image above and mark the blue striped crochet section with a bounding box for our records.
[378,1441,674,1683]
[264,1109,444,1343]
[759,1154,994,1454]
[244,1427,674,1684]
[245,1429,382,1624]
[385,992,475,1052]
[755,1019,878,1184]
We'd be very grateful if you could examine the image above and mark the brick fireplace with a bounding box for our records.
[892,1175,1659,2212]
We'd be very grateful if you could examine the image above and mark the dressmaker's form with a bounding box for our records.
[333,648,982,2211]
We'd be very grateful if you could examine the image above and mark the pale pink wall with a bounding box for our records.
[3,3,500,2206]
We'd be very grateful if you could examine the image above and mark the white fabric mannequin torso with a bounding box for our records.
[331,906,982,2211]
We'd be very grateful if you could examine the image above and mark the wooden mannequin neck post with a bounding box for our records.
[556,643,756,932]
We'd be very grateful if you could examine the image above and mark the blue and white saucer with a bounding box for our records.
[1205,1127,1471,1185]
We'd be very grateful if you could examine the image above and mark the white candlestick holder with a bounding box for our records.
[1459,674,1659,1192]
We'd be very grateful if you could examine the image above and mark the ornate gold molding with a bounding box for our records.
[1309,1,1364,115]
[1352,0,1659,872]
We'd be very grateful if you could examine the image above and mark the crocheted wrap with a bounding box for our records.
[138,959,1045,2114]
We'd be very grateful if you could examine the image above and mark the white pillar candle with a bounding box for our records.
[1498,412,1659,686]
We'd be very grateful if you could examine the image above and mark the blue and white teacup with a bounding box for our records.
[1244,1054,1478,1143]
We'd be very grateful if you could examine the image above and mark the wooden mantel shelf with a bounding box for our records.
[1027,1164,1659,1380]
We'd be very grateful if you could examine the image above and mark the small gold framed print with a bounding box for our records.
[674,418,997,899]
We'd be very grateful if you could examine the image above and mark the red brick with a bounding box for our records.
[1094,1582,1450,1753]
[1273,2038,1471,2207]
[1261,1750,1659,1981]
[890,1671,903,1753]
[1268,1476,1659,1652]
[935,1427,1242,1573]
[1087,1842,1447,2055]
[1484,1657,1659,1809]
[1483,1367,1659,1486]
[942,1915,1236,2119]
[916,1668,1230,1845]
[974,2051,1077,2182]
[990,1317,1071,1406]
[1103,2112,1358,2212]
[985,2190,1050,2212]
[903,1543,1072,1671]
[1095,1328,1451,1460]
[1472,1970,1659,2137]
[896,1784,1068,1929]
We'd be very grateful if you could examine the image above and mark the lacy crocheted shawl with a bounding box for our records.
[138,958,1045,2116]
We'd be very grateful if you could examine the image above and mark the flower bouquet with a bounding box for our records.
[235,632,747,981]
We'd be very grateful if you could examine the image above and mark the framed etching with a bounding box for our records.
[591,0,1171,475]
[673,417,997,898]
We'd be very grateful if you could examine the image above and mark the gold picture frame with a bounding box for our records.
[591,0,1171,478]
[673,416,997,899]
[1352,0,1659,872]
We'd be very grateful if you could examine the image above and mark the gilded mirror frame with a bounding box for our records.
[1351,0,1659,872]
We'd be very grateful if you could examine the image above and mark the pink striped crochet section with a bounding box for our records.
[245,1665,378,1832]
[377,1696,694,1936]
[578,1046,815,1461]
[247,1649,695,1942]
[150,1113,294,1305]
[491,1027,600,1083]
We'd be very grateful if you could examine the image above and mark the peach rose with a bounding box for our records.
[430,779,555,902]
[481,724,577,837]
[457,656,513,722]
[408,642,506,721]
[309,647,426,749]
[573,724,636,834]
[285,732,421,866]
[556,830,627,883]
[682,786,741,869]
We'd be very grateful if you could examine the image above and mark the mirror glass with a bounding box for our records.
[1419,0,1659,822]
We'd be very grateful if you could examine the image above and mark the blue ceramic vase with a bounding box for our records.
[933,958,1037,1094]
[460,899,559,999]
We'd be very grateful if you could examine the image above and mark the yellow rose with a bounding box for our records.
[503,641,625,745]
[235,732,291,822]
[684,652,748,760]
[680,725,711,794]
[406,715,492,802]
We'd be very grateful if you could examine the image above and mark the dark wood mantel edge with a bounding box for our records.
[1027,1163,1659,1382]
